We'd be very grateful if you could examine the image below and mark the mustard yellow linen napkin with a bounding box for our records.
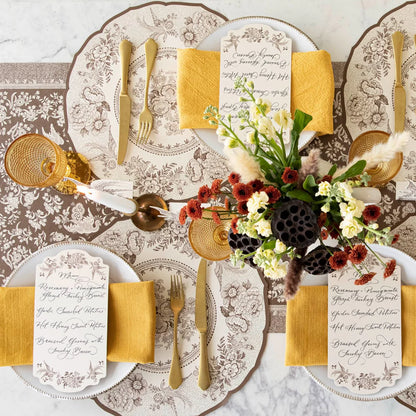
[177,49,334,135]
[0,282,156,366]
[285,285,416,366]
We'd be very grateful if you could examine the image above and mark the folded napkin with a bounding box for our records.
[0,282,156,366]
[285,285,416,366]
[177,49,334,135]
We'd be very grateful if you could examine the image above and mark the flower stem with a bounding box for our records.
[363,241,386,267]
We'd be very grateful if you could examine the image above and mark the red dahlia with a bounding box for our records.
[263,186,281,203]
[362,205,381,222]
[317,212,327,228]
[210,179,222,195]
[384,259,396,278]
[343,245,352,255]
[318,175,333,183]
[197,185,212,203]
[329,251,348,270]
[232,183,253,202]
[328,226,340,240]
[237,201,249,215]
[348,244,367,265]
[248,179,264,192]
[228,172,241,185]
[354,272,376,285]
[179,206,187,225]
[281,167,299,184]
[230,217,240,234]
[186,199,203,220]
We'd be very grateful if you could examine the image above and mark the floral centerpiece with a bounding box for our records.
[179,78,405,299]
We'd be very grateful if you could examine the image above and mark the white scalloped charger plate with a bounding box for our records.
[5,241,140,400]
[303,244,416,401]
[195,16,318,156]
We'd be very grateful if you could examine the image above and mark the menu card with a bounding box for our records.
[219,24,292,129]
[33,249,109,392]
[327,253,402,394]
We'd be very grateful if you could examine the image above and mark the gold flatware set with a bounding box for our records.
[168,259,211,390]
[169,275,184,389]
[117,38,158,165]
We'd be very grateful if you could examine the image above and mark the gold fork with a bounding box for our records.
[169,275,184,389]
[137,38,158,144]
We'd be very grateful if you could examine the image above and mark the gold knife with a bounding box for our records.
[392,31,405,132]
[117,39,132,165]
[195,258,210,390]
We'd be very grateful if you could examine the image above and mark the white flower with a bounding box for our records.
[273,109,293,130]
[216,126,228,136]
[247,191,269,214]
[253,247,274,267]
[264,259,288,279]
[316,181,331,197]
[274,240,287,254]
[261,99,272,114]
[340,216,363,239]
[257,116,274,137]
[321,202,330,213]
[246,131,256,144]
[335,181,353,201]
[250,103,261,120]
[254,219,272,237]
[224,137,238,148]
[339,198,365,219]
[237,219,258,239]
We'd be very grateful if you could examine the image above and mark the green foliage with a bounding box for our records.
[332,160,366,183]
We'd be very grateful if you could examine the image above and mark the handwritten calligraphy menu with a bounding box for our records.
[33,249,109,392]
[327,253,402,394]
[219,24,292,130]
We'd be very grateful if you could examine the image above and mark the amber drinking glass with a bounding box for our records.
[4,134,90,194]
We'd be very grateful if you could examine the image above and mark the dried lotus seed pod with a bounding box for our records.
[228,229,262,267]
[302,245,341,275]
[271,200,319,248]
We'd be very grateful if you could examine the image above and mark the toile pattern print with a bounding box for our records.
[343,4,416,184]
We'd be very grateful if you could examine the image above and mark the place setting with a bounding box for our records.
[4,1,416,415]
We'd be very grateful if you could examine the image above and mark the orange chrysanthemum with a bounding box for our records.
[354,272,376,285]
[348,244,367,265]
[329,251,348,270]
[186,199,202,220]
[384,259,396,278]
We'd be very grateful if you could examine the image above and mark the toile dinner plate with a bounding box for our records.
[5,241,139,400]
[303,244,416,401]
[195,16,318,156]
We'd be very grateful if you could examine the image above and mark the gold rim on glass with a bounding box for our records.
[188,207,232,261]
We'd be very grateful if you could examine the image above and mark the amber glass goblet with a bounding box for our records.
[4,133,90,194]
[188,207,232,261]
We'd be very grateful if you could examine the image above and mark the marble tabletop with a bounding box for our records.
[1,1,415,415]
